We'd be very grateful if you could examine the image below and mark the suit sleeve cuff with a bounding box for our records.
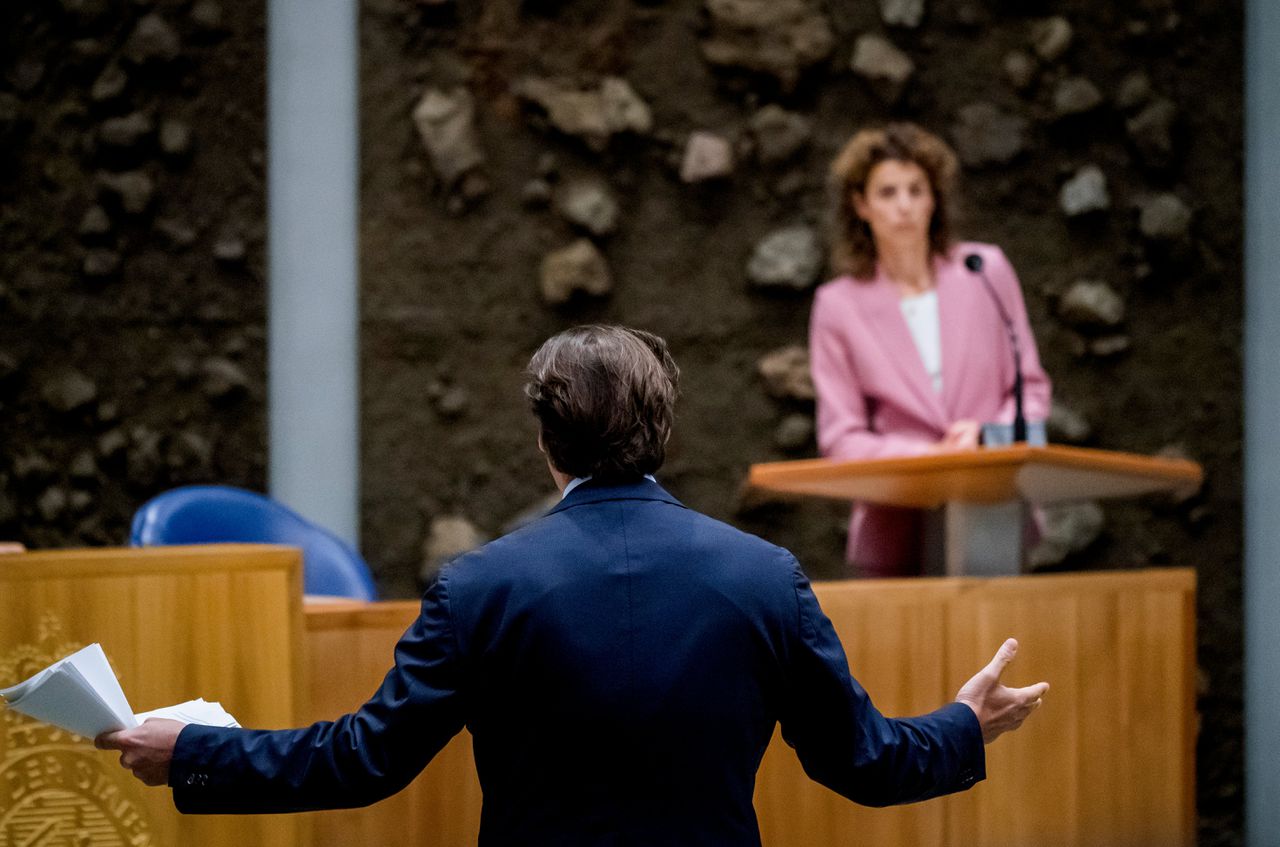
[168,723,223,812]
[945,701,987,790]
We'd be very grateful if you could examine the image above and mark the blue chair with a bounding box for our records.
[130,485,378,601]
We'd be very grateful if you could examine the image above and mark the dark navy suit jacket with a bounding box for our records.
[170,479,984,844]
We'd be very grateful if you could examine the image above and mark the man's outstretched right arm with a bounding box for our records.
[101,573,466,814]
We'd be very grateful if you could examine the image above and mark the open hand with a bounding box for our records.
[955,638,1049,744]
[95,718,185,786]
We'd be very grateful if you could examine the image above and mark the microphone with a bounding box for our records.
[964,253,1027,443]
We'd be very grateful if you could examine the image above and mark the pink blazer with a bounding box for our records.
[808,242,1051,575]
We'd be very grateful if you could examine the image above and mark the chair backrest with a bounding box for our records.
[130,485,378,601]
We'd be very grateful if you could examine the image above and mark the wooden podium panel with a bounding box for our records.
[300,570,1195,847]
[941,569,1196,847]
[301,601,482,847]
[0,545,305,847]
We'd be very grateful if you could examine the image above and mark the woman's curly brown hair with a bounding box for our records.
[828,122,959,280]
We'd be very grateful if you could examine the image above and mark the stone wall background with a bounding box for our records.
[0,1,268,547]
[360,1,1242,842]
[1,0,1242,842]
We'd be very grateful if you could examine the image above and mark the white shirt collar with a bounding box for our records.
[562,476,591,499]
[560,474,657,500]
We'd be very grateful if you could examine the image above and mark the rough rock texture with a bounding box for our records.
[1029,501,1106,569]
[1030,16,1073,62]
[1059,165,1110,217]
[123,14,182,65]
[950,102,1027,167]
[1047,400,1092,445]
[555,179,620,236]
[850,34,914,104]
[1117,72,1154,112]
[97,170,155,215]
[515,76,652,150]
[412,87,485,185]
[1058,280,1125,329]
[1002,51,1037,92]
[700,0,835,90]
[1053,76,1104,118]
[757,346,814,400]
[773,413,814,452]
[680,131,734,183]
[880,0,924,29]
[419,514,488,583]
[748,105,812,165]
[1128,98,1178,169]
[539,239,612,304]
[41,369,98,413]
[99,111,155,151]
[746,225,822,291]
[2,0,268,551]
[158,119,193,158]
[1139,192,1193,241]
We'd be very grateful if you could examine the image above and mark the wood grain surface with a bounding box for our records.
[0,544,306,847]
[748,445,1204,507]
[301,569,1195,847]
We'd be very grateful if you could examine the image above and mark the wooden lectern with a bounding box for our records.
[0,544,306,847]
[748,445,1203,575]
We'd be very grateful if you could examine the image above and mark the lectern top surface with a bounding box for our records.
[747,444,1203,507]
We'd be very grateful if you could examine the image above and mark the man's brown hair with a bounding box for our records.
[525,325,679,482]
[828,122,959,280]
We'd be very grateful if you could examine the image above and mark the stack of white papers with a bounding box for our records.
[0,643,239,738]
[137,698,239,727]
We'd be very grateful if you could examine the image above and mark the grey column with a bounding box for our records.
[266,0,359,543]
[1246,0,1280,840]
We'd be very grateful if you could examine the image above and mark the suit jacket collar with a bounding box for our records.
[934,253,981,418]
[858,262,949,429]
[547,477,685,516]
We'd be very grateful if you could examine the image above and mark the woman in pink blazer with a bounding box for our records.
[809,123,1051,576]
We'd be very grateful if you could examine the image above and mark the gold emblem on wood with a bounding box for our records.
[0,616,154,847]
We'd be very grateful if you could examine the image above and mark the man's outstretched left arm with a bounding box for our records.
[778,560,1047,807]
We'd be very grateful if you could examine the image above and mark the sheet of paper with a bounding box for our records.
[2,666,132,738]
[63,644,137,730]
[136,698,240,728]
[0,664,54,702]
[0,643,239,737]
[0,643,137,738]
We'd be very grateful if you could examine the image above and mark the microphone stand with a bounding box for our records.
[964,253,1027,443]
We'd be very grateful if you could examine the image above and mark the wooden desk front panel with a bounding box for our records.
[943,570,1196,847]
[0,545,306,847]
[300,570,1194,847]
[301,602,482,847]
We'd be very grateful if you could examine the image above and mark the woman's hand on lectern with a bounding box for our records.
[941,419,982,450]
[955,638,1049,744]
[96,718,185,786]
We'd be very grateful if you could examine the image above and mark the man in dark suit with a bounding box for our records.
[100,325,1048,845]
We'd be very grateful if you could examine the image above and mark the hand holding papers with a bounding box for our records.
[0,642,239,739]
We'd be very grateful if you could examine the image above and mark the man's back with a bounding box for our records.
[453,480,795,844]
[170,479,983,845]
